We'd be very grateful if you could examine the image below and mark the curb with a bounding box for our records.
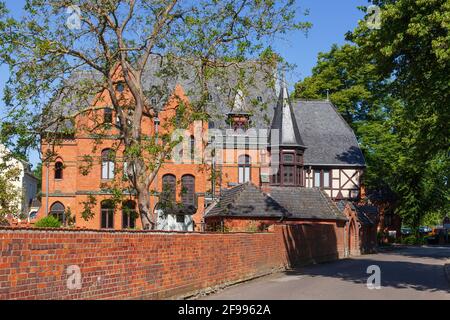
[377,244,407,252]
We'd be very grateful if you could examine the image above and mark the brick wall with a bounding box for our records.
[0,224,345,300]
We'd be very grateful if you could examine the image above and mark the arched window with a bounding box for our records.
[101,149,115,180]
[238,155,251,183]
[181,175,195,207]
[55,161,63,180]
[104,108,113,124]
[162,174,176,203]
[49,202,65,224]
[101,200,114,229]
[122,200,136,229]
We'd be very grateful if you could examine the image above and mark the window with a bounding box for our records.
[101,200,114,229]
[49,202,65,224]
[283,154,294,163]
[101,149,115,180]
[176,215,185,223]
[283,166,295,185]
[123,161,135,180]
[297,168,303,187]
[123,162,128,179]
[151,98,157,106]
[314,171,321,187]
[55,161,63,180]
[122,201,136,229]
[162,174,176,203]
[208,93,213,101]
[323,170,330,188]
[181,175,195,207]
[116,83,125,93]
[313,169,331,188]
[104,108,113,124]
[29,211,37,220]
[271,167,281,184]
[257,96,263,103]
[190,136,195,162]
[238,155,251,183]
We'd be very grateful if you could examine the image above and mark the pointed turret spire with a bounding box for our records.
[233,89,246,113]
[269,78,305,148]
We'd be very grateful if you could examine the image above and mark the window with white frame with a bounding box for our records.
[314,171,321,187]
[323,170,330,188]
[238,155,251,183]
[101,149,115,180]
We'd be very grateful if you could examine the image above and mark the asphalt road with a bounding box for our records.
[201,246,450,300]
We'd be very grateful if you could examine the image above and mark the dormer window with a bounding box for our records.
[228,114,250,132]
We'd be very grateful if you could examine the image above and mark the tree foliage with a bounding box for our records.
[294,0,449,229]
[0,0,310,229]
[0,151,22,218]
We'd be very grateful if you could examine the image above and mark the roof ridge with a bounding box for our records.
[204,183,247,216]
[293,98,329,102]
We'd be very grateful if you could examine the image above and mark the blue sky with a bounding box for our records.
[0,0,369,167]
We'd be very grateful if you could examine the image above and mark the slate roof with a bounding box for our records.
[336,200,378,226]
[30,198,42,209]
[268,187,346,220]
[205,183,288,218]
[45,57,365,168]
[293,100,365,167]
[45,70,104,132]
[205,183,346,221]
[46,56,278,132]
[354,204,379,225]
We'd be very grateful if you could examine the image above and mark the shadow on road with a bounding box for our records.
[283,256,450,294]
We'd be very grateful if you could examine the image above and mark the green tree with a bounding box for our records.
[294,0,450,233]
[0,154,22,218]
[33,163,42,196]
[350,0,450,231]
[293,44,385,129]
[0,0,310,229]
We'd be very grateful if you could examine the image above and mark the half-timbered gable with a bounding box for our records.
[293,100,366,200]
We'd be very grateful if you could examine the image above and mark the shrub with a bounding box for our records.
[35,215,61,228]
[0,216,10,226]
[401,235,426,246]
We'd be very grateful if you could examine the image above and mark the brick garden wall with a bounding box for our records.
[0,224,345,300]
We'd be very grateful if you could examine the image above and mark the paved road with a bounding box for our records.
[201,246,450,300]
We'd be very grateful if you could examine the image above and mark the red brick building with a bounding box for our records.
[39,61,377,256]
